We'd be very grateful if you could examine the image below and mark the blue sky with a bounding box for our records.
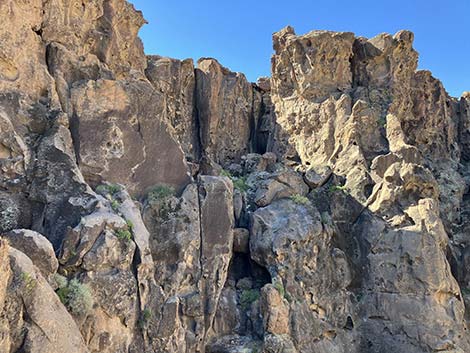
[131,0,469,97]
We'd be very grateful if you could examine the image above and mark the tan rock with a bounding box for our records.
[7,247,89,353]
[198,176,235,335]
[2,229,58,278]
[70,79,191,196]
[261,284,289,335]
[196,59,256,165]
[146,56,199,161]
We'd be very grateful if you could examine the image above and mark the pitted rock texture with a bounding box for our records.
[1,1,470,353]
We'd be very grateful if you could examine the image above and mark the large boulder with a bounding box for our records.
[1,245,89,353]
[2,229,58,278]
[198,176,235,339]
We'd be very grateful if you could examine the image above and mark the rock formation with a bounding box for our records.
[1,1,470,353]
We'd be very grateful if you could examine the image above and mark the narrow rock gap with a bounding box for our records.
[248,86,258,154]
[192,68,204,165]
[196,179,205,286]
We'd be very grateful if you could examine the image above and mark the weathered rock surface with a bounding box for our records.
[69,78,191,196]
[196,59,256,166]
[146,56,199,162]
[0,241,89,353]
[2,229,58,278]
[2,1,470,353]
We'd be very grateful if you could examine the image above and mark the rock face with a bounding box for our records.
[1,1,470,353]
[146,56,199,163]
[196,59,257,166]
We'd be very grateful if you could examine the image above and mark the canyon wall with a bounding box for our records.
[1,1,470,353]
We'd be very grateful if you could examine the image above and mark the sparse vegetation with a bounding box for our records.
[126,219,134,232]
[377,116,387,127]
[148,184,175,203]
[273,280,285,298]
[220,169,249,192]
[240,289,260,311]
[96,183,123,213]
[219,169,232,178]
[20,272,36,293]
[111,199,121,212]
[115,229,133,242]
[56,278,93,316]
[96,183,122,196]
[290,194,309,205]
[52,273,68,289]
[138,308,152,329]
[147,185,176,221]
[232,176,249,192]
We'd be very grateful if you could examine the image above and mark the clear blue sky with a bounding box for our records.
[131,0,469,97]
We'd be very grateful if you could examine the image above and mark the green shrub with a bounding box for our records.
[148,185,175,203]
[20,272,36,293]
[377,116,387,127]
[138,308,152,329]
[274,280,285,298]
[240,289,260,311]
[57,278,93,316]
[56,285,69,304]
[96,183,122,196]
[111,199,121,212]
[115,229,133,242]
[355,292,364,302]
[232,176,249,192]
[126,219,134,232]
[52,273,68,289]
[320,212,330,225]
[67,279,93,315]
[329,185,348,193]
[143,308,152,321]
[220,169,233,178]
[290,194,309,205]
[220,169,249,192]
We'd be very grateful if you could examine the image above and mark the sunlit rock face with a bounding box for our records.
[1,1,470,353]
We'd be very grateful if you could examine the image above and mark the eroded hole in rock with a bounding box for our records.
[227,253,271,288]
[32,27,43,37]
[345,316,354,330]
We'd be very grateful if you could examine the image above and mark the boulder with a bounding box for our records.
[3,229,58,278]
[4,247,89,353]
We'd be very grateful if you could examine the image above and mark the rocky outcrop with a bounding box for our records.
[0,241,89,353]
[2,1,470,353]
[269,25,470,353]
[146,56,199,163]
[196,59,257,166]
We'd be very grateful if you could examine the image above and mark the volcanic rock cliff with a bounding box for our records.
[1,1,470,353]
